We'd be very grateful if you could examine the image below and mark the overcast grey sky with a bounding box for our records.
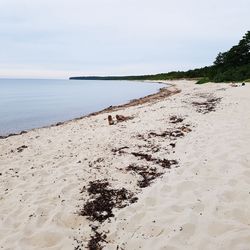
[0,0,249,79]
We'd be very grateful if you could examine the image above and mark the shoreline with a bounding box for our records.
[1,80,249,250]
[0,82,179,139]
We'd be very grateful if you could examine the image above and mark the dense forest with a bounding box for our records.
[70,31,250,83]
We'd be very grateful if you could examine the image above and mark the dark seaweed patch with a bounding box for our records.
[88,226,107,250]
[16,145,28,153]
[79,180,137,223]
[126,164,163,188]
[155,159,178,169]
[131,152,153,161]
[148,130,185,139]
[170,116,184,124]
[130,151,178,187]
[192,97,221,114]
[111,146,129,155]
[78,181,138,249]
[131,152,178,169]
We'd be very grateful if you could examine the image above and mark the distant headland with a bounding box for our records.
[70,31,250,84]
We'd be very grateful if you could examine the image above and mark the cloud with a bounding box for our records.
[0,0,249,78]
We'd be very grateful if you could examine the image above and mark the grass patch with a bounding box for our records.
[196,77,210,84]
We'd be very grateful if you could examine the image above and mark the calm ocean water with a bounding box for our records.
[0,79,163,135]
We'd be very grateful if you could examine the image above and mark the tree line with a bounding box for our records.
[70,31,250,83]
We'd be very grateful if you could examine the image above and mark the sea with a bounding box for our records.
[0,79,164,136]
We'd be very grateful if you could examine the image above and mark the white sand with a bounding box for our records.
[0,80,249,250]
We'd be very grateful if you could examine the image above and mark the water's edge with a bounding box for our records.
[0,82,179,139]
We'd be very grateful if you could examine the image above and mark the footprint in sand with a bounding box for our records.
[20,231,64,248]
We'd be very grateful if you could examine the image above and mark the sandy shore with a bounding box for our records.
[0,80,249,250]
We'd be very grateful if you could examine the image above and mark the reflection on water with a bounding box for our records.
[0,79,163,135]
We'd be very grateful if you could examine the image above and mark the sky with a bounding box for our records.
[0,0,249,79]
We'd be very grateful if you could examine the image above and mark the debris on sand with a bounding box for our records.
[230,83,238,87]
[179,125,192,133]
[156,159,178,169]
[76,114,191,249]
[107,114,133,125]
[87,226,108,250]
[108,115,115,125]
[116,114,133,123]
[170,116,184,124]
[16,145,28,153]
[78,180,138,249]
[126,156,178,188]
[131,152,178,169]
[131,152,153,161]
[79,180,137,223]
[148,130,185,139]
[126,164,163,188]
[192,97,221,114]
[0,130,27,140]
[131,152,179,169]
[111,146,129,155]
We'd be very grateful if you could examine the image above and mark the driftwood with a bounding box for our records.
[116,114,133,122]
[108,115,114,125]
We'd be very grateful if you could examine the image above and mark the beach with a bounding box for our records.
[0,80,249,250]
